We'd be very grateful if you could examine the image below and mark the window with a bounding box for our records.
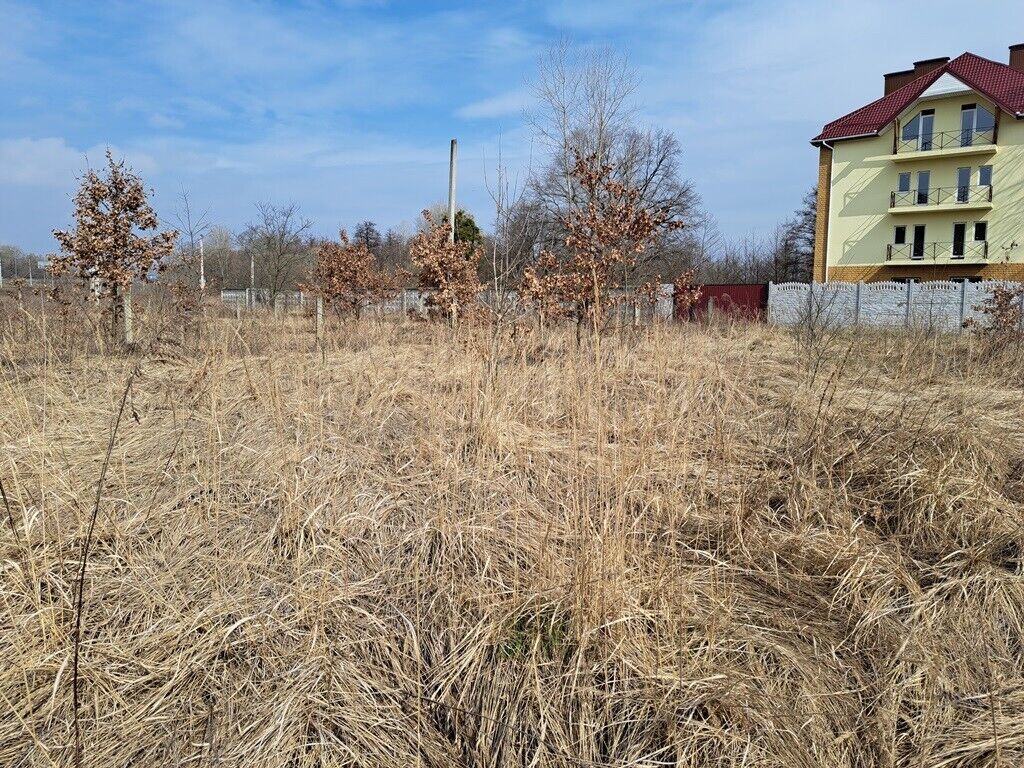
[894,225,907,245]
[951,276,982,284]
[912,225,926,259]
[898,172,911,193]
[920,110,935,149]
[979,165,993,187]
[916,170,930,205]
[974,221,988,241]
[957,167,971,202]
[902,109,935,150]
[953,223,967,257]
[961,103,996,146]
[902,115,919,142]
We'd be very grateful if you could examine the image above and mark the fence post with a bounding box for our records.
[905,280,914,328]
[707,296,716,324]
[273,294,282,319]
[315,295,324,342]
[123,288,134,345]
[959,279,968,331]
[854,281,863,326]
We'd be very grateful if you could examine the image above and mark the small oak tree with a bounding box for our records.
[304,231,407,318]
[521,152,684,337]
[409,210,482,323]
[51,150,178,338]
[964,282,1024,355]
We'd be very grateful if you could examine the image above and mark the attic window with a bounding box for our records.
[961,104,995,146]
[902,109,935,151]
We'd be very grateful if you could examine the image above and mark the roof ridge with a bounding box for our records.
[813,49,1024,144]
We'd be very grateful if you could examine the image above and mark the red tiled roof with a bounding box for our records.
[812,52,1024,144]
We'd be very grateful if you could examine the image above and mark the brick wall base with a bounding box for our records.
[827,263,1024,283]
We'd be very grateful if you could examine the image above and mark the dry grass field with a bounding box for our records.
[2,309,1024,767]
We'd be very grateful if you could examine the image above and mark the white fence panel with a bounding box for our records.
[768,279,1023,332]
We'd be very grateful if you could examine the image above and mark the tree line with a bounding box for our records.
[1,43,817,334]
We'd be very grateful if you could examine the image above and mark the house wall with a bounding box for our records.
[823,92,1024,282]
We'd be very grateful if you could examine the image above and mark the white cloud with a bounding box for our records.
[0,138,157,188]
[457,88,534,120]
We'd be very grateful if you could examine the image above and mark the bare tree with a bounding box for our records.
[776,188,816,283]
[378,228,411,272]
[481,139,542,343]
[527,43,697,285]
[201,226,241,290]
[237,202,312,302]
[172,189,211,290]
[352,221,383,254]
[0,245,42,286]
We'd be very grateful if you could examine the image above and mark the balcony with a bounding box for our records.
[892,129,996,161]
[889,185,993,214]
[886,241,989,264]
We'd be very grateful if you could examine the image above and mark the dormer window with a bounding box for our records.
[960,103,995,146]
[902,109,935,150]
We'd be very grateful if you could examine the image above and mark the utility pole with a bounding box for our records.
[199,237,206,292]
[249,251,256,308]
[447,138,458,244]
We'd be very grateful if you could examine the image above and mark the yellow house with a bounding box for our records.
[811,46,1024,282]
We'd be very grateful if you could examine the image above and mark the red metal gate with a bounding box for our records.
[677,283,768,321]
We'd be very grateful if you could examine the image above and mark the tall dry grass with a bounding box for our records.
[1,300,1023,766]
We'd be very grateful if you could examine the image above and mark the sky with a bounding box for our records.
[3,0,1024,254]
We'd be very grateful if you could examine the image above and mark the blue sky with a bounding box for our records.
[3,0,1024,253]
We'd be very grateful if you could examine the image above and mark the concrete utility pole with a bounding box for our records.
[447,138,458,244]
[249,250,256,308]
[199,237,206,292]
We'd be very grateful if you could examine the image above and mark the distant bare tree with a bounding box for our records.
[202,226,242,289]
[0,245,46,286]
[378,228,411,272]
[352,221,383,254]
[776,188,816,283]
[172,189,211,290]
[482,140,542,338]
[238,202,312,301]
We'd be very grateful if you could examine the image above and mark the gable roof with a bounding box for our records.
[812,52,1024,145]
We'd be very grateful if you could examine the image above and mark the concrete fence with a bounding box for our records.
[219,285,678,322]
[768,279,1024,332]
